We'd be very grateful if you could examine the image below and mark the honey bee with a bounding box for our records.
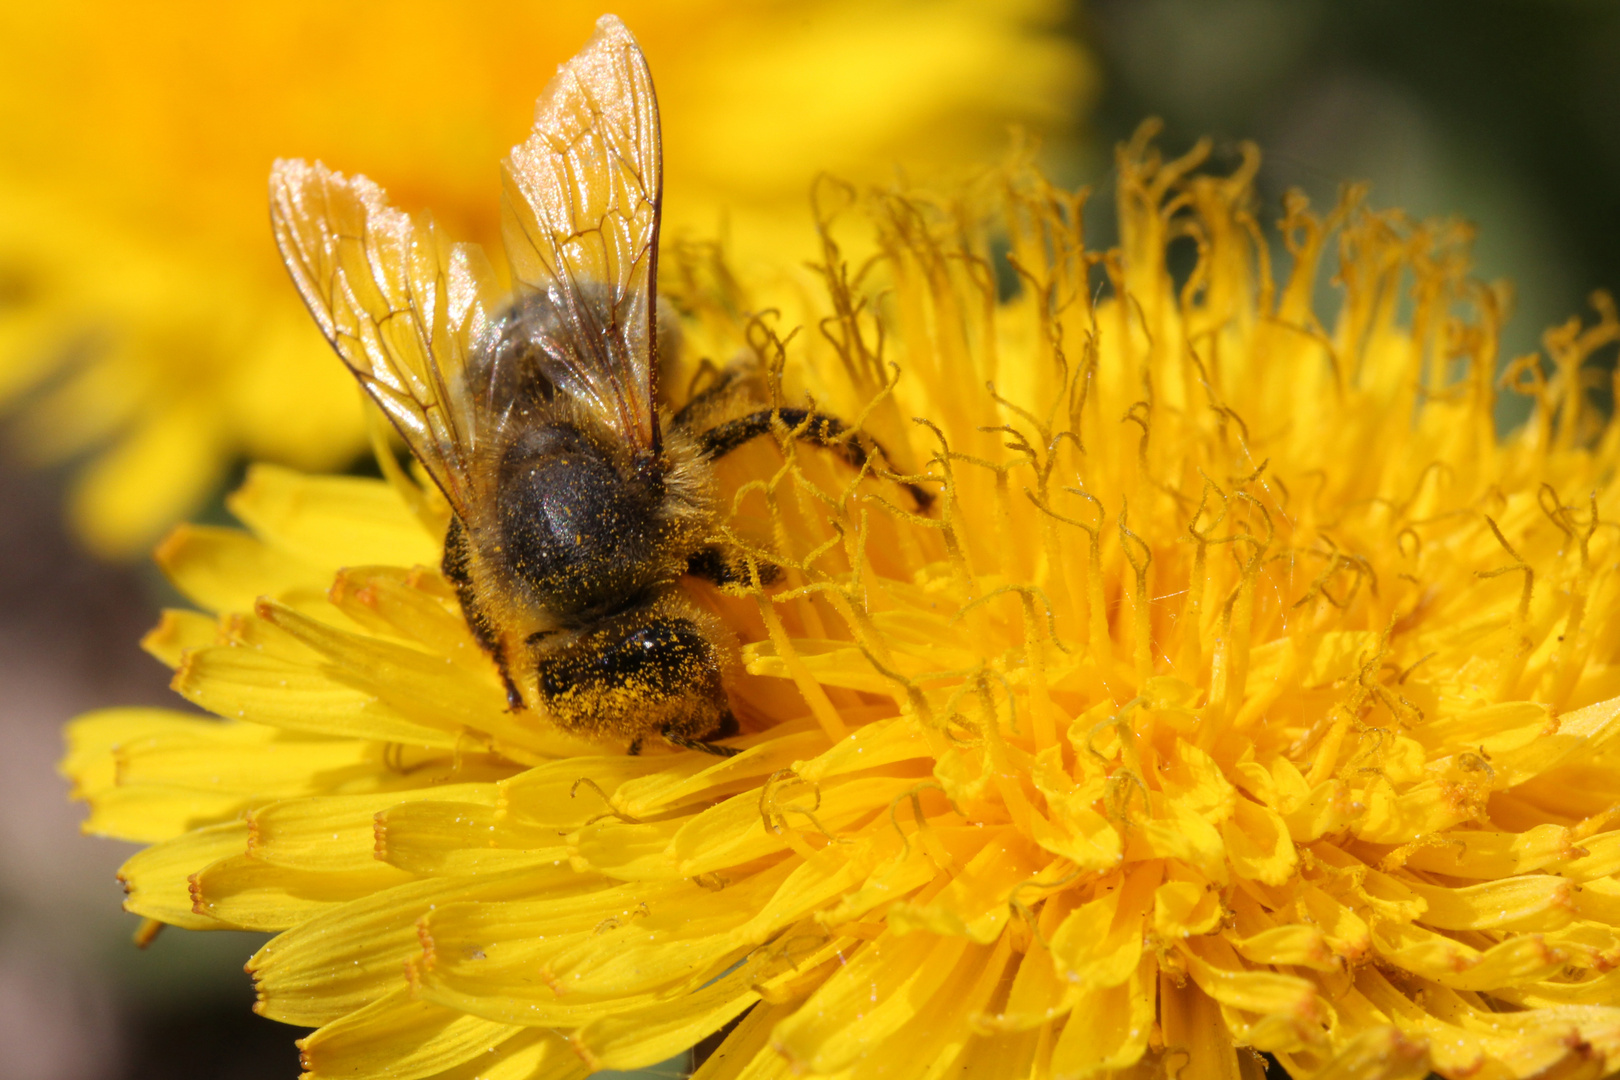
[269,15,924,755]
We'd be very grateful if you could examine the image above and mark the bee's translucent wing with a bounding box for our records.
[499,14,662,454]
[270,159,502,519]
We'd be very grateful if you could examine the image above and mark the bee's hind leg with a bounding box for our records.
[444,514,526,711]
[663,711,741,758]
[664,733,742,758]
[494,654,524,712]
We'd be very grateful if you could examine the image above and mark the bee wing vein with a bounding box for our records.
[499,14,662,454]
[270,157,498,518]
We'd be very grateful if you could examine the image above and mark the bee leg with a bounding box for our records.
[662,708,741,757]
[444,515,525,710]
[670,363,750,430]
[685,546,781,587]
[697,407,934,511]
[663,729,741,758]
[714,711,740,740]
[627,737,644,756]
[496,658,524,712]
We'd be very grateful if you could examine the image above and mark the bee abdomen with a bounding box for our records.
[533,610,729,742]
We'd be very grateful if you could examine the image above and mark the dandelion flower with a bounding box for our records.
[65,127,1620,1080]
[0,0,1088,556]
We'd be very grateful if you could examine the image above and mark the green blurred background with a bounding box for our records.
[1083,0,1619,420]
[3,1,1619,1077]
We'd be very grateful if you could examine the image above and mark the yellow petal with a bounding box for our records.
[299,988,526,1080]
[517,852,865,1007]
[1492,968,1620,1008]
[1142,795,1228,884]
[115,725,378,798]
[117,821,248,928]
[569,817,685,880]
[1371,918,1567,989]
[1403,874,1575,933]
[327,1024,586,1080]
[412,879,739,1025]
[768,927,973,1075]
[68,405,227,559]
[1552,830,1620,882]
[537,869,794,1000]
[1487,693,1620,787]
[1221,796,1296,886]
[1049,863,1158,989]
[500,753,680,829]
[794,716,934,784]
[416,964,680,1029]
[1180,936,1319,1024]
[1153,878,1222,940]
[573,952,770,1071]
[82,785,251,844]
[255,600,586,760]
[1411,700,1555,757]
[227,464,440,570]
[1029,748,1122,870]
[1388,822,1580,878]
[612,722,831,819]
[686,1000,800,1080]
[1159,741,1235,823]
[1158,971,1250,1080]
[375,801,564,875]
[1226,922,1335,971]
[1540,921,1620,970]
[1280,777,1356,842]
[190,854,415,931]
[140,608,218,667]
[1310,843,1427,923]
[1572,875,1620,926]
[973,892,1080,1032]
[1354,778,1469,845]
[326,566,484,668]
[839,936,1014,1080]
[671,776,921,878]
[154,523,327,613]
[888,831,1046,942]
[246,785,498,872]
[1350,970,1527,1075]
[61,707,237,797]
[1048,954,1155,1079]
[250,863,580,1027]
[1355,968,1615,1077]
[1297,882,1372,962]
[1273,1026,1432,1080]
[944,1027,1047,1080]
[818,828,982,927]
[173,639,460,746]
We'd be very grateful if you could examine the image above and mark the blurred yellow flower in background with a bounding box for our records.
[65,130,1620,1078]
[0,0,1090,557]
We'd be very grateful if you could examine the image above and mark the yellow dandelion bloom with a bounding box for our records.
[66,128,1620,1080]
[0,0,1088,557]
